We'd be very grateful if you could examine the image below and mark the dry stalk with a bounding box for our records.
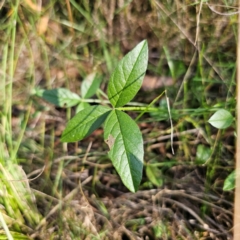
[234,1,240,238]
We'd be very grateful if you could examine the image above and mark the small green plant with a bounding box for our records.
[208,109,235,191]
[35,40,149,192]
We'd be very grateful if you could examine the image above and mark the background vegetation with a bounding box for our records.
[0,0,236,239]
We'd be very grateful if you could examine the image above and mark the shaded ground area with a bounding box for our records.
[1,1,236,239]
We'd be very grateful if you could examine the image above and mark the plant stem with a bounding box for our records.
[80,98,147,106]
[116,106,159,112]
[135,90,166,121]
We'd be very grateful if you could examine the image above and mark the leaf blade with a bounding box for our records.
[104,110,144,192]
[223,170,235,191]
[61,105,111,142]
[208,109,233,129]
[81,72,102,99]
[35,88,81,107]
[107,40,148,107]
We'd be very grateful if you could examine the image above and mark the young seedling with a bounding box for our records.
[208,109,235,191]
[35,40,149,192]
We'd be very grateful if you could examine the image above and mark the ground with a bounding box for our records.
[0,1,236,239]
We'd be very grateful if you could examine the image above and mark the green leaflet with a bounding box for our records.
[107,40,148,107]
[61,105,111,142]
[81,72,102,99]
[104,110,144,192]
[35,88,81,108]
[208,109,233,129]
[223,170,235,191]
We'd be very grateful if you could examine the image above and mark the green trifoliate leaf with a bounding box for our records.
[208,109,233,129]
[35,88,81,107]
[107,40,148,107]
[81,72,102,99]
[104,110,144,192]
[61,105,111,142]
